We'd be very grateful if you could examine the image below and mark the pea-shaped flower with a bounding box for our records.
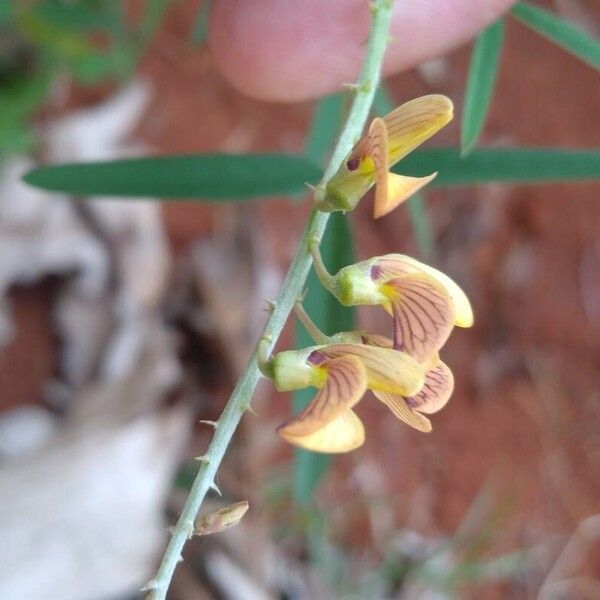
[311,247,474,363]
[314,95,453,218]
[295,316,455,436]
[260,341,426,453]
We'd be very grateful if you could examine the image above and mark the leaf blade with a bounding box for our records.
[23,154,323,200]
[511,2,600,71]
[461,19,505,155]
[398,147,600,186]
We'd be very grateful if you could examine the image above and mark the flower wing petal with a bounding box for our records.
[374,391,432,432]
[374,172,437,219]
[278,409,365,453]
[384,274,455,362]
[276,355,367,438]
[383,95,453,164]
[406,360,454,414]
[321,343,425,396]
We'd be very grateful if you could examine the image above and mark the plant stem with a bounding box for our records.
[146,2,394,597]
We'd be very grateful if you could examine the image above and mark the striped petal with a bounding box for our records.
[277,356,367,438]
[321,343,425,396]
[382,95,454,165]
[374,391,432,432]
[373,255,474,328]
[278,409,365,453]
[382,274,455,362]
[405,360,454,414]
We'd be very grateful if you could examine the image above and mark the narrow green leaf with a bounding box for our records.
[304,93,345,164]
[399,147,600,186]
[23,154,323,199]
[371,84,394,118]
[406,192,436,261]
[511,2,600,70]
[293,212,356,505]
[190,0,212,45]
[461,19,504,155]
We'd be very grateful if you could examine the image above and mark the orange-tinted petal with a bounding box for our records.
[374,391,432,432]
[373,254,474,328]
[278,409,365,453]
[382,274,455,362]
[373,172,437,219]
[276,355,367,437]
[383,95,453,165]
[321,343,424,396]
[405,360,454,414]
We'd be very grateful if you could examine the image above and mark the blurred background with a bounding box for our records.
[1,1,599,599]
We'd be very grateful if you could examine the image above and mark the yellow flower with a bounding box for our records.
[315,95,453,218]
[264,341,426,453]
[311,249,473,363]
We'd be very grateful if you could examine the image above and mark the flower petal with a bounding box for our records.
[405,360,454,414]
[321,343,425,396]
[374,391,432,432]
[374,255,474,328]
[278,409,365,453]
[383,274,455,362]
[373,172,437,219]
[383,95,453,165]
[276,355,367,437]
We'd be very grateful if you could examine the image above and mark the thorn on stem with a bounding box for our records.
[199,419,218,428]
[210,482,222,496]
[141,579,159,592]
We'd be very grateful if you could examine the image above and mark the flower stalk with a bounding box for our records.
[145,2,395,597]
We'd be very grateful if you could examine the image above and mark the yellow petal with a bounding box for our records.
[383,95,453,165]
[278,409,365,453]
[374,255,474,328]
[373,172,437,219]
[321,343,425,396]
[381,274,455,362]
[276,356,367,437]
[374,391,432,432]
[406,360,454,414]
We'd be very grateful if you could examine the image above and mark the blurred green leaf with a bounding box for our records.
[305,93,345,164]
[23,154,323,199]
[71,44,136,83]
[461,19,504,155]
[293,212,355,505]
[399,147,600,186]
[137,0,171,51]
[33,1,122,33]
[373,85,436,260]
[406,192,436,261]
[511,2,600,70]
[190,0,211,45]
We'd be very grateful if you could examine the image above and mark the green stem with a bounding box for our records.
[146,2,394,597]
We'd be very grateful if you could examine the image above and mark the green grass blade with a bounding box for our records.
[511,2,600,70]
[461,19,505,155]
[190,0,212,44]
[23,154,323,200]
[399,147,600,186]
[293,212,356,505]
[406,192,436,261]
[305,93,345,164]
